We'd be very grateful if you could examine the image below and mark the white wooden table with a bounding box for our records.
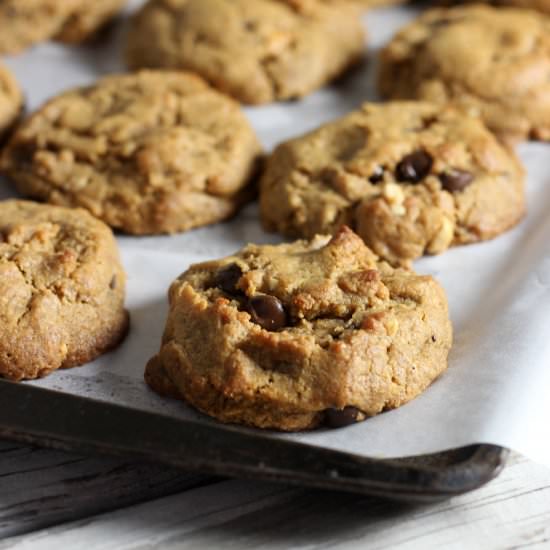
[0,442,548,549]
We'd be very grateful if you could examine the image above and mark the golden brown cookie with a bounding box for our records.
[0,0,78,54]
[445,0,550,15]
[0,0,126,53]
[0,63,23,142]
[55,0,128,44]
[0,200,128,381]
[378,5,550,142]
[145,226,453,431]
[341,0,405,6]
[0,71,262,235]
[125,0,365,105]
[260,101,525,266]
[494,0,550,13]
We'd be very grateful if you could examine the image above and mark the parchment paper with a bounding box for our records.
[2,2,550,467]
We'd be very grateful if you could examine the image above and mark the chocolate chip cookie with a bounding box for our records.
[378,5,550,142]
[260,101,525,266]
[0,71,262,235]
[125,0,365,105]
[0,0,127,54]
[145,226,452,431]
[0,0,77,54]
[55,0,128,44]
[0,200,128,381]
[0,63,23,142]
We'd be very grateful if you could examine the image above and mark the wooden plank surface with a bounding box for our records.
[0,450,549,549]
[0,441,218,538]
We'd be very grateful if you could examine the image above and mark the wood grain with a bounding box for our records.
[0,450,549,549]
[0,441,218,538]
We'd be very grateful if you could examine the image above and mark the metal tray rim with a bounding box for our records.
[0,379,508,502]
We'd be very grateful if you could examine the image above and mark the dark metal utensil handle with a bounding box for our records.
[0,379,506,501]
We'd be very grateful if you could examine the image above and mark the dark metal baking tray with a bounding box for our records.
[0,378,508,502]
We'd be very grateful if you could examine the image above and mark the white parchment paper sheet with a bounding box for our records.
[1,2,549,466]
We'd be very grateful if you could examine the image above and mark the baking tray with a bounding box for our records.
[0,379,508,502]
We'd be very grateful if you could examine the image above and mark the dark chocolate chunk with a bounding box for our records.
[325,406,361,428]
[395,150,433,183]
[439,169,474,192]
[247,294,287,331]
[215,264,243,295]
[421,115,438,129]
[369,166,384,184]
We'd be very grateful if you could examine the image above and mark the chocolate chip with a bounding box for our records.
[439,169,474,193]
[215,264,243,295]
[431,335,437,343]
[369,166,384,184]
[395,150,433,183]
[421,116,438,129]
[247,294,287,331]
[325,406,361,428]
[109,275,117,290]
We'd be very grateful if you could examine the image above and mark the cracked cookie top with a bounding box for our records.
[55,0,128,44]
[378,5,550,142]
[0,63,22,141]
[0,0,127,53]
[0,0,78,54]
[0,200,128,381]
[145,226,452,431]
[0,70,262,235]
[260,101,525,266]
[125,0,365,104]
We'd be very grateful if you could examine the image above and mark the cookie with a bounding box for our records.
[0,0,78,54]
[125,0,365,105]
[260,101,525,266]
[55,0,128,44]
[0,200,128,381]
[145,226,452,431]
[377,5,550,142]
[494,0,550,13]
[0,63,23,142]
[0,71,262,235]
[343,0,405,6]
[446,0,550,15]
[0,0,127,54]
